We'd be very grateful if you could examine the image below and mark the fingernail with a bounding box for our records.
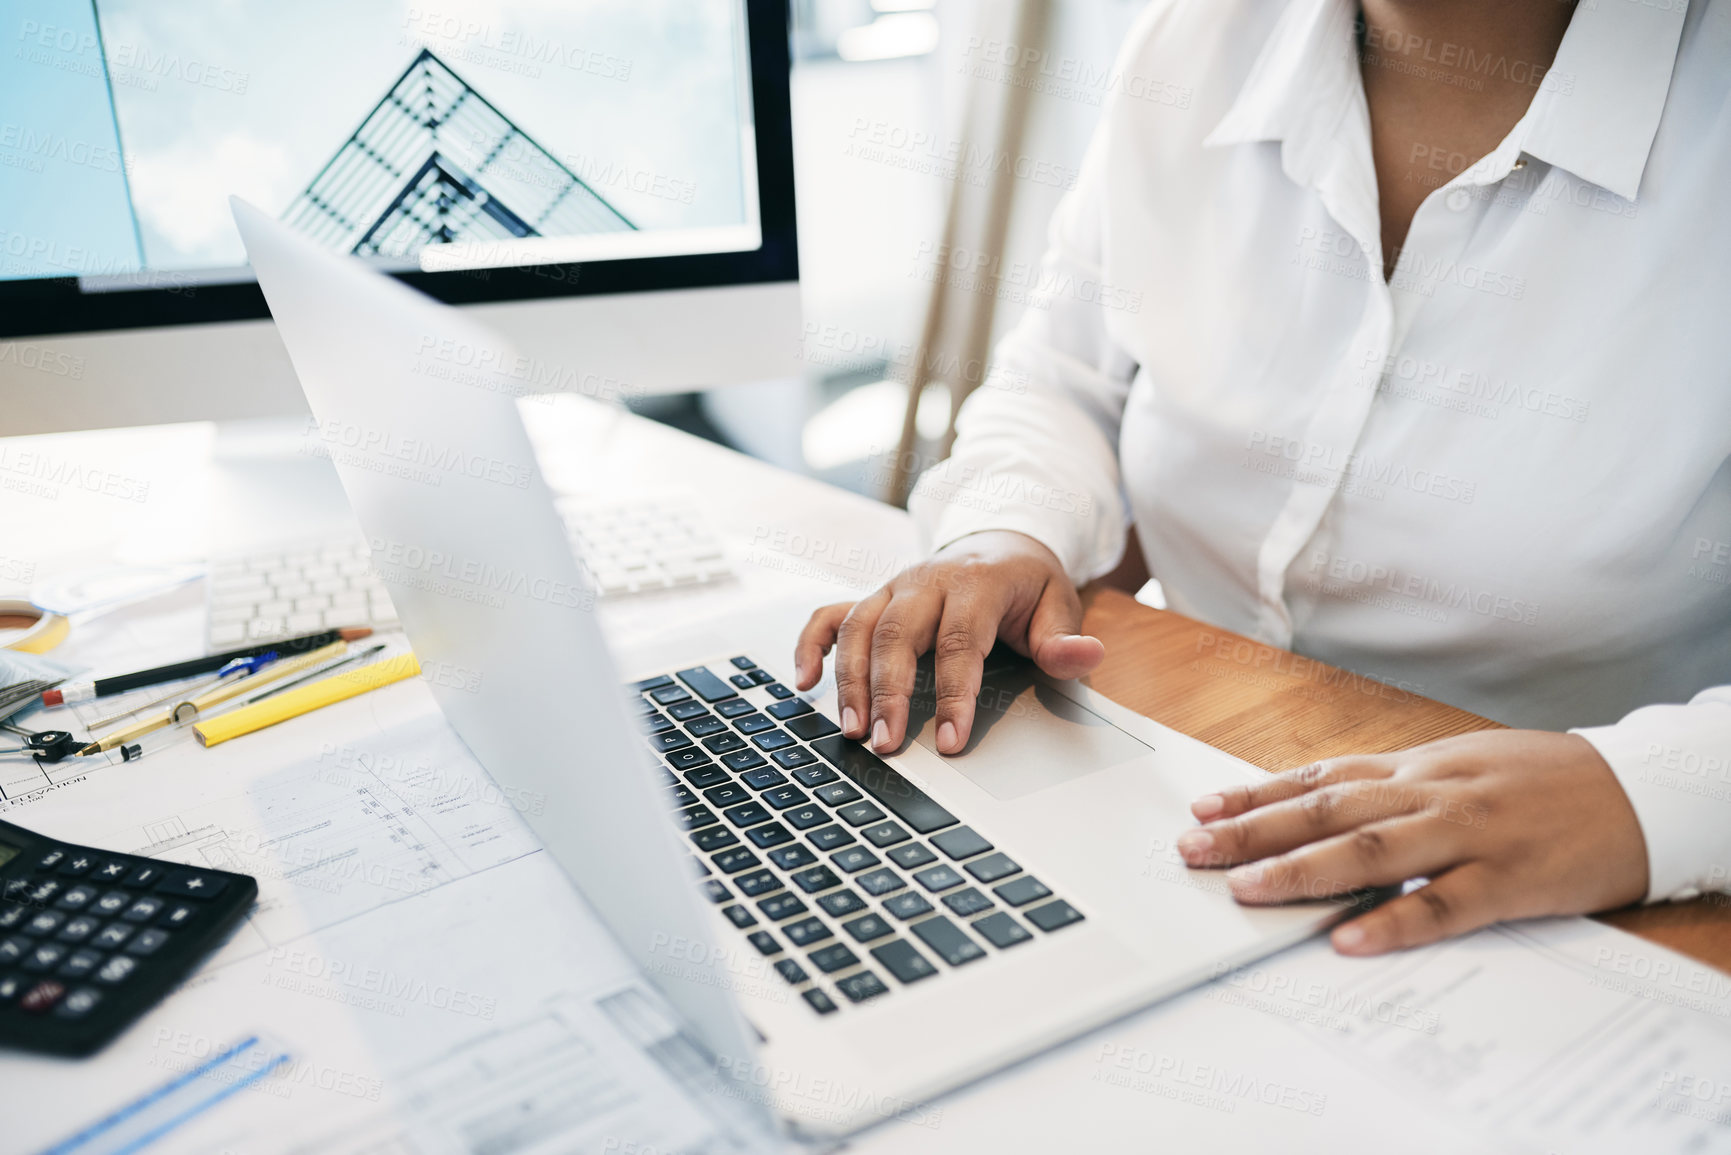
[1333,923,1366,951]
[842,706,860,735]
[938,720,958,752]
[872,719,891,751]
[1191,794,1225,820]
[1176,829,1213,859]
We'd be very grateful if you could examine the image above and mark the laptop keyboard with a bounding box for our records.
[632,658,1085,1015]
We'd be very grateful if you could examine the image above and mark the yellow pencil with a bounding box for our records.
[79,641,348,755]
[193,653,421,748]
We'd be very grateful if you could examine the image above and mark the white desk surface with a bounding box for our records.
[3,403,1729,1155]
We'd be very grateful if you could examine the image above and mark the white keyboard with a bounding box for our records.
[204,494,733,648]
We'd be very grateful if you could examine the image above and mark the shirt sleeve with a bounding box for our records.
[1572,685,1731,903]
[907,129,1139,587]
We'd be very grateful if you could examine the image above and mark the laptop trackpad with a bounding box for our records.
[906,651,1153,801]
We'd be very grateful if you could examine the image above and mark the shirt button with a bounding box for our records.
[1445,188,1473,213]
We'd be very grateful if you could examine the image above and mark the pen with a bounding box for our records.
[230,644,387,707]
[42,626,373,707]
[84,653,279,733]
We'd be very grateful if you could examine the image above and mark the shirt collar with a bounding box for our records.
[1204,0,1687,203]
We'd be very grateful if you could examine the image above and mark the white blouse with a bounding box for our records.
[909,0,1731,902]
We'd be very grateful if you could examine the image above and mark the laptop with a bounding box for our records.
[230,198,1352,1140]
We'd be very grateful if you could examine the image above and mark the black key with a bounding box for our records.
[730,673,755,690]
[54,916,101,944]
[966,853,1021,883]
[745,823,794,849]
[731,656,757,670]
[812,781,862,806]
[667,783,697,808]
[818,890,868,917]
[715,698,757,718]
[25,911,65,936]
[702,778,751,805]
[803,988,838,1015]
[34,848,67,871]
[122,865,165,890]
[712,847,760,874]
[53,885,99,911]
[942,888,993,918]
[792,866,841,894]
[836,970,889,1003]
[94,956,139,985]
[659,767,679,786]
[772,748,821,771]
[703,733,747,755]
[740,767,789,791]
[752,730,796,752]
[808,943,859,974]
[690,826,739,853]
[650,684,692,705]
[883,892,934,921]
[931,827,994,861]
[683,765,730,788]
[721,750,768,772]
[758,892,808,921]
[89,860,131,885]
[642,713,674,735]
[887,843,938,869]
[0,974,21,1000]
[669,748,715,773]
[3,878,32,902]
[57,948,102,978]
[809,736,959,835]
[631,696,659,715]
[843,913,893,943]
[767,698,813,720]
[723,802,773,828]
[782,805,829,831]
[783,917,833,947]
[25,880,62,906]
[861,821,911,848]
[702,880,731,904]
[837,801,887,827]
[766,683,794,700]
[735,869,781,897]
[722,904,757,928]
[974,912,1033,949]
[54,987,102,1019]
[762,785,809,810]
[651,731,694,753]
[747,931,781,956]
[685,716,727,738]
[91,923,133,949]
[786,713,841,741]
[791,764,840,787]
[914,865,964,893]
[634,674,676,692]
[911,916,986,966]
[1025,900,1085,932]
[677,805,720,831]
[750,669,776,685]
[856,868,906,896]
[667,699,709,720]
[830,847,881,873]
[993,875,1052,907]
[872,939,939,984]
[734,713,776,734]
[691,856,711,878]
[0,906,26,930]
[767,845,818,871]
[57,854,99,877]
[23,941,69,971]
[676,666,739,703]
[774,958,807,985]
[123,928,171,956]
[807,825,856,852]
[0,935,31,965]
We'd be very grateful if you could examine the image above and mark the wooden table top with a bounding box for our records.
[1077,586,1731,973]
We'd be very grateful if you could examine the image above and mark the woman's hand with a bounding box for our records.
[793,530,1105,754]
[1177,730,1650,955]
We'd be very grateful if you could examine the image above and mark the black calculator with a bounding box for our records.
[0,818,257,1056]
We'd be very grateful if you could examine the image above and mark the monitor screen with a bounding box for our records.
[0,0,794,336]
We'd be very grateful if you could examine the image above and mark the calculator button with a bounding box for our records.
[93,891,133,917]
[156,870,229,900]
[0,935,32,964]
[0,974,23,1001]
[19,980,65,1014]
[26,880,62,906]
[158,903,200,929]
[34,848,67,871]
[91,860,132,884]
[57,854,98,877]
[54,987,102,1019]
[0,905,26,930]
[22,942,68,972]
[91,923,134,949]
[122,897,165,922]
[125,929,171,956]
[54,884,99,911]
[122,864,166,889]
[95,956,138,984]
[55,916,102,944]
[25,911,65,937]
[58,948,102,978]
[3,879,32,903]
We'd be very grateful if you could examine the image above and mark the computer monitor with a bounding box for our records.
[0,0,800,435]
